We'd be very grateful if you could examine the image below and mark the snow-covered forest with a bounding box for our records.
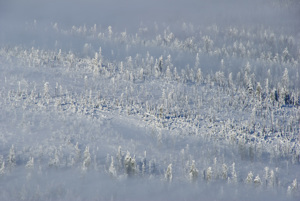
[0,0,299,200]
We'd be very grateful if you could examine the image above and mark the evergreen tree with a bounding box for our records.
[25,157,34,170]
[222,163,228,180]
[166,66,172,80]
[195,53,200,69]
[189,160,198,182]
[8,145,16,169]
[124,151,136,177]
[109,156,117,178]
[206,167,213,181]
[82,146,91,172]
[196,68,203,83]
[256,82,262,101]
[0,162,5,176]
[246,171,253,184]
[165,163,173,182]
[254,175,262,186]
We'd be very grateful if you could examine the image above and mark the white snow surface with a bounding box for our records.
[0,0,300,200]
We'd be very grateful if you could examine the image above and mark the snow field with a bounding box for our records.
[0,1,300,199]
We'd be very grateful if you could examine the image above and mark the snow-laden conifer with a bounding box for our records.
[49,148,60,168]
[231,163,237,183]
[124,151,136,177]
[189,160,198,182]
[0,162,5,176]
[287,179,297,196]
[165,163,172,182]
[109,156,117,178]
[8,145,16,169]
[166,66,172,81]
[254,175,261,186]
[245,171,253,184]
[25,157,34,170]
[206,167,213,181]
[222,163,228,180]
[197,68,203,83]
[74,142,81,163]
[82,146,91,172]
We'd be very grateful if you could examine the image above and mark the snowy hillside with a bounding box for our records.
[0,0,300,200]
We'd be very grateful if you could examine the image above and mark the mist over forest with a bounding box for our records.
[0,0,299,200]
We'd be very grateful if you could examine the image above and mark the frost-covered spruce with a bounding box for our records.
[268,169,275,188]
[206,167,213,181]
[25,157,34,170]
[245,171,253,184]
[82,146,91,172]
[109,156,117,178]
[74,142,81,163]
[124,151,136,177]
[287,179,297,196]
[222,163,228,180]
[8,145,16,169]
[116,146,123,172]
[0,162,5,176]
[142,162,146,177]
[254,175,262,186]
[165,66,172,80]
[165,163,173,182]
[264,166,269,186]
[231,162,237,184]
[25,157,34,180]
[49,148,60,168]
[189,160,198,182]
[43,82,49,97]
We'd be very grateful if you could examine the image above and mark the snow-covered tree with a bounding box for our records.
[268,169,275,188]
[256,82,262,101]
[92,52,100,76]
[282,68,289,89]
[82,146,91,172]
[173,67,179,80]
[165,54,173,70]
[206,166,213,181]
[245,73,253,94]
[245,171,253,184]
[154,59,160,78]
[254,175,261,186]
[281,68,289,104]
[165,66,172,80]
[282,47,289,63]
[43,82,50,100]
[203,36,214,53]
[231,163,237,183]
[49,148,60,168]
[215,71,225,87]
[287,179,297,196]
[195,53,200,69]
[25,157,34,170]
[139,68,144,80]
[189,160,198,182]
[196,68,203,84]
[0,162,5,176]
[74,142,81,164]
[158,56,163,73]
[116,146,123,171]
[165,163,173,182]
[25,157,34,180]
[228,73,234,88]
[124,151,136,177]
[222,163,228,180]
[108,26,113,39]
[109,156,117,178]
[8,145,16,169]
